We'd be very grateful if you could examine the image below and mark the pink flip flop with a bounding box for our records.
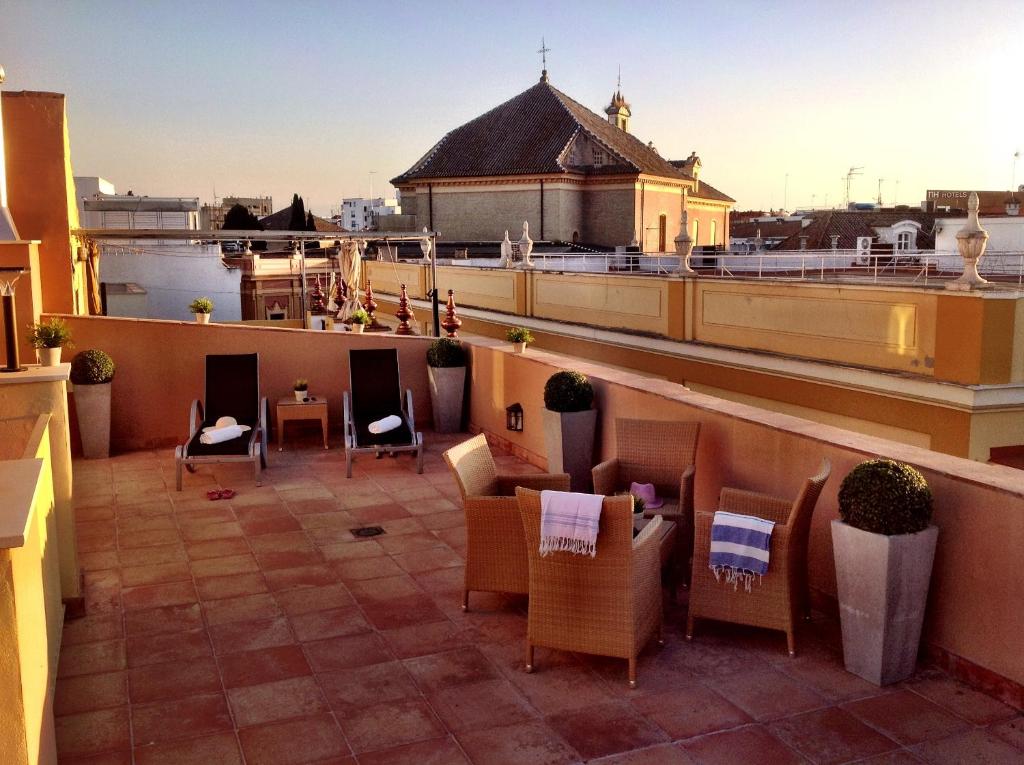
[218,489,236,500]
[206,490,222,501]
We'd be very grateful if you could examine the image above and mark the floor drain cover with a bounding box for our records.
[351,526,385,538]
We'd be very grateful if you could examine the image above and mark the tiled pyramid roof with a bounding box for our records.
[392,79,731,204]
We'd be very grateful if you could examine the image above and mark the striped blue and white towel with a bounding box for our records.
[709,511,775,591]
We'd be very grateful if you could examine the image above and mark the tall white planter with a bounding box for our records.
[195,313,211,324]
[428,366,466,433]
[74,383,112,459]
[542,408,597,492]
[831,520,939,686]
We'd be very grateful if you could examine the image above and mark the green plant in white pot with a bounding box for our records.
[506,326,534,354]
[542,371,596,492]
[426,337,466,433]
[189,296,213,324]
[349,308,369,334]
[70,349,115,459]
[29,317,73,366]
[293,378,309,402]
[832,459,937,686]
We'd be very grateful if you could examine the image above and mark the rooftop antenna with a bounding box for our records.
[844,166,864,208]
[877,178,885,207]
[538,38,551,82]
[1014,150,1020,189]
[617,64,621,92]
[784,173,789,211]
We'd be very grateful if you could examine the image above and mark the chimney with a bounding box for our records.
[0,65,21,241]
[1006,194,1020,217]
[799,235,808,251]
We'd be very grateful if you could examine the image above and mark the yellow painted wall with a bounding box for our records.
[531,272,671,336]
[365,261,428,300]
[694,281,938,376]
[0,415,60,765]
[437,266,526,315]
[934,294,1018,385]
[0,376,78,602]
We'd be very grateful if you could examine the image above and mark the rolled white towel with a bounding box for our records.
[368,414,402,435]
[200,424,246,444]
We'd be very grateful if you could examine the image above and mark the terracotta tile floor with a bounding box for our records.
[58,431,1024,764]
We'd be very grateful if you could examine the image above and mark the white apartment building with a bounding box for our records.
[341,196,401,231]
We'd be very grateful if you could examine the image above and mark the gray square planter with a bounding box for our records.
[74,383,112,459]
[427,366,466,433]
[831,519,938,686]
[541,408,597,492]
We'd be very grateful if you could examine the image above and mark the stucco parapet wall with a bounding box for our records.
[466,336,1024,500]
[0,455,44,548]
[0,364,70,386]
[386,296,1024,414]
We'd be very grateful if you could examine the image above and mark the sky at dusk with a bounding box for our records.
[3,0,1022,217]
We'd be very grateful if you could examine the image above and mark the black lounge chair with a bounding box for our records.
[343,348,423,477]
[175,353,268,490]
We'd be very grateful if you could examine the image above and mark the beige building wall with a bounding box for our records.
[582,186,636,247]
[430,186,542,241]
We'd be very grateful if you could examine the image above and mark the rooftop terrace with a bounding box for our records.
[58,433,1024,765]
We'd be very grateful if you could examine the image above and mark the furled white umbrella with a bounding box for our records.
[338,240,364,319]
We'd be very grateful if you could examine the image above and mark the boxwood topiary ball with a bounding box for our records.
[426,337,466,368]
[544,370,594,413]
[70,349,115,385]
[838,459,933,536]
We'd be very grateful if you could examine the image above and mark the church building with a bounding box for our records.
[391,71,734,251]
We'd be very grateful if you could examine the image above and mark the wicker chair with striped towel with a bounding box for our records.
[516,488,664,688]
[686,459,831,656]
[592,418,700,592]
[442,434,569,610]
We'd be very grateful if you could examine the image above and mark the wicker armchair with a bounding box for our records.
[442,434,569,610]
[686,459,831,656]
[592,418,700,590]
[516,488,664,688]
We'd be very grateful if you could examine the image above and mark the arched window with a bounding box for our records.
[692,219,700,246]
[710,220,717,247]
[896,231,911,251]
[658,214,667,252]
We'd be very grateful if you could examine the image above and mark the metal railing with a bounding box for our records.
[475,249,1024,287]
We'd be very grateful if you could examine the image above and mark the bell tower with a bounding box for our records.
[605,68,630,132]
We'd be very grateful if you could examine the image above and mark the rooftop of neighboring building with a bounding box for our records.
[774,208,941,250]
[259,207,346,232]
[391,77,733,203]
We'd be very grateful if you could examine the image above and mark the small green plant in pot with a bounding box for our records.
[506,327,534,353]
[189,296,214,324]
[349,308,369,333]
[426,337,467,433]
[70,349,116,459]
[631,494,646,515]
[542,370,596,491]
[293,378,309,402]
[29,317,73,366]
[832,458,938,686]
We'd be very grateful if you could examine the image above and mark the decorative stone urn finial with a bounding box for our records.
[946,191,990,291]
[674,207,695,275]
[518,221,534,268]
[419,226,432,263]
[499,230,513,268]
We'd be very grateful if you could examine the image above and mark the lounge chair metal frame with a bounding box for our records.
[174,354,268,491]
[343,349,423,477]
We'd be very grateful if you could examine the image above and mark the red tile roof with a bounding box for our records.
[259,209,346,232]
[774,210,938,250]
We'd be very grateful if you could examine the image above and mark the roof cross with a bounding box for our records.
[538,38,551,82]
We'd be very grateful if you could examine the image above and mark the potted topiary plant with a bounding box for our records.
[506,326,534,354]
[426,337,467,433]
[832,458,938,686]
[189,296,214,324]
[70,349,115,459]
[29,317,73,366]
[349,308,369,334]
[293,378,309,402]
[542,370,596,491]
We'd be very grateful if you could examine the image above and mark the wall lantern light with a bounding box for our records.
[505,403,524,432]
